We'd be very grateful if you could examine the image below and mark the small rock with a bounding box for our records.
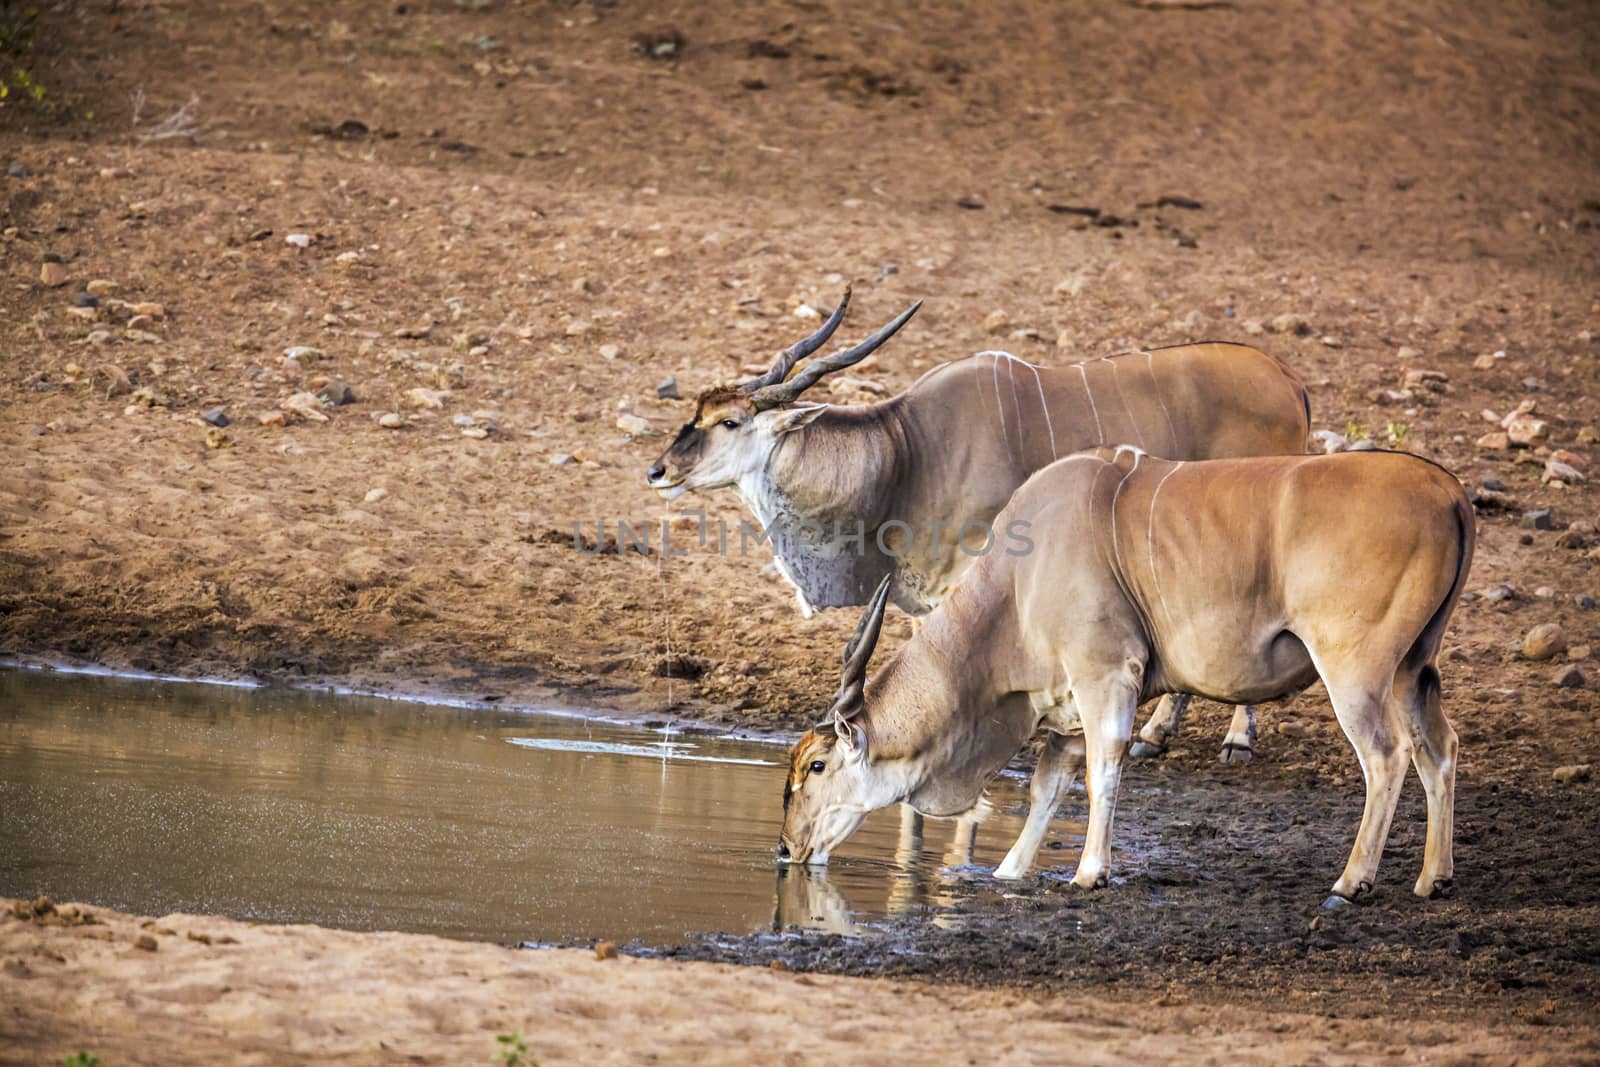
[404,387,448,410]
[1276,720,1310,738]
[1577,426,1599,445]
[594,941,619,960]
[657,376,680,400]
[452,414,478,428]
[1578,594,1597,610]
[1311,430,1348,454]
[1346,438,1378,452]
[1545,459,1585,485]
[549,453,575,466]
[31,896,54,916]
[1523,622,1569,662]
[460,425,490,439]
[202,407,230,427]
[1481,477,1507,492]
[1268,313,1310,335]
[315,378,356,406]
[598,343,622,360]
[283,392,329,422]
[205,428,231,450]
[1521,509,1554,530]
[616,413,652,436]
[364,487,388,504]
[127,314,156,332]
[40,261,68,288]
[378,412,405,429]
[128,302,165,318]
[285,233,312,249]
[1481,584,1518,603]
[1569,644,1592,662]
[7,162,30,178]
[1396,345,1422,360]
[134,934,159,952]
[258,410,288,427]
[85,279,117,296]
[283,345,323,364]
[1506,415,1549,447]
[1475,431,1510,451]
[956,194,985,210]
[983,309,1009,334]
[565,319,592,337]
[70,291,98,308]
[1553,665,1586,689]
[768,959,793,972]
[1556,529,1588,550]
[1553,764,1593,783]
[1534,586,1555,599]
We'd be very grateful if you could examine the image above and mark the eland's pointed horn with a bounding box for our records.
[740,287,853,393]
[751,300,922,410]
[841,575,893,683]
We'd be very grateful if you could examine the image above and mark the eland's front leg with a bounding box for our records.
[1074,680,1139,889]
[994,732,1084,879]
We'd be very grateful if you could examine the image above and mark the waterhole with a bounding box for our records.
[0,669,1085,945]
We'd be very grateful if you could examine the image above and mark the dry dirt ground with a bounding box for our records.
[2,0,1599,1061]
[5,896,1592,1067]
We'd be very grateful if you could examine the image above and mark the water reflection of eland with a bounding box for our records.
[772,807,985,935]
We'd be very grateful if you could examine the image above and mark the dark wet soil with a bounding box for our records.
[652,730,1600,1029]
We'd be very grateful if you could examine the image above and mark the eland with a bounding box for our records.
[776,447,1473,906]
[648,288,1313,763]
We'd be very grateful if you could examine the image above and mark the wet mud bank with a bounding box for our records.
[653,759,1600,1028]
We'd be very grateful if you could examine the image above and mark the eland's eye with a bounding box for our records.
[719,418,740,430]
[809,760,826,774]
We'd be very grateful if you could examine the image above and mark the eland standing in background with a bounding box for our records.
[778,447,1473,906]
[648,288,1313,763]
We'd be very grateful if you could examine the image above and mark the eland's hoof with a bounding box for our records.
[1071,871,1109,891]
[1218,743,1254,764]
[1321,893,1354,911]
[1129,739,1167,760]
[1423,877,1455,900]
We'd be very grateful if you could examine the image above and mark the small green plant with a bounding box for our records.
[1343,419,1367,442]
[1386,421,1410,446]
[61,1053,100,1067]
[494,1032,536,1067]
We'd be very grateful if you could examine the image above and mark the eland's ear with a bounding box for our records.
[766,403,828,435]
[832,705,869,762]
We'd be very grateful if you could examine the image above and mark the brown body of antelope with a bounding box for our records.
[647,290,1312,763]
[779,447,1473,906]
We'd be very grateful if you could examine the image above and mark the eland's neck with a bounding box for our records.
[862,604,1038,816]
[744,403,904,529]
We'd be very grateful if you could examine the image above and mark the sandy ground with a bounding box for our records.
[2,0,1599,1060]
[2,897,1595,1067]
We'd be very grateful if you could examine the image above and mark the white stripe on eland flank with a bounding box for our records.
[1077,362,1105,444]
[978,351,1058,460]
[1145,350,1179,458]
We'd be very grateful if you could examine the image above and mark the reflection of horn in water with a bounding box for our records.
[772,863,864,936]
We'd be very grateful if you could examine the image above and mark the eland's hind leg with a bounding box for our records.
[1219,704,1258,763]
[1395,663,1458,898]
[1321,672,1413,907]
[1130,693,1190,758]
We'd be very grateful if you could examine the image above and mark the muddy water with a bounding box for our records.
[0,669,1079,945]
